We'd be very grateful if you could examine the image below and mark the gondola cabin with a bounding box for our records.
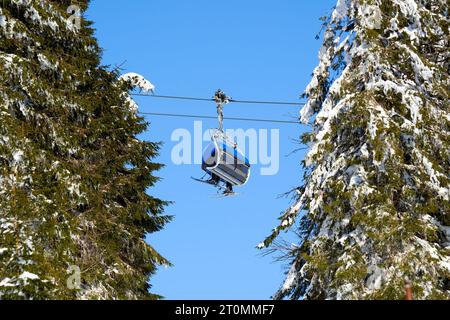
[202,130,251,187]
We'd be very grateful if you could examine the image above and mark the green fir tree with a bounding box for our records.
[261,0,449,300]
[0,0,170,299]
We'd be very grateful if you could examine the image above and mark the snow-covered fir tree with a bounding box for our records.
[0,0,170,299]
[261,0,449,300]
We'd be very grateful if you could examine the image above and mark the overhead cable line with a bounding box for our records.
[132,93,214,102]
[138,112,300,125]
[230,99,305,106]
[131,93,306,106]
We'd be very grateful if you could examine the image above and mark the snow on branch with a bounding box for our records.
[119,72,155,94]
[118,73,156,113]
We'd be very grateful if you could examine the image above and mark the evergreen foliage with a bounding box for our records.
[0,0,170,299]
[262,0,449,300]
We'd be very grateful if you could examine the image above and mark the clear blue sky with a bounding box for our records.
[88,0,335,300]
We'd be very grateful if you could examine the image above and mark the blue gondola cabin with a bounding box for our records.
[202,130,251,188]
